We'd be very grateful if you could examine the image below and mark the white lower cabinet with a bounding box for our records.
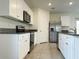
[19,33,30,59]
[58,33,74,59]
[74,37,79,59]
[58,34,64,54]
[0,33,30,59]
[64,35,74,59]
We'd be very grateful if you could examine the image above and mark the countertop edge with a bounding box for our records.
[58,32,79,36]
[0,28,37,34]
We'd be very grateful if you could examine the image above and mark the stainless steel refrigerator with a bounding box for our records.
[49,25,61,43]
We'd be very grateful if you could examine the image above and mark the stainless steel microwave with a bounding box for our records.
[23,11,31,23]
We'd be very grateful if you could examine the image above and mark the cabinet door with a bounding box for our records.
[16,0,23,21]
[9,0,17,18]
[23,33,30,55]
[61,16,71,26]
[18,33,30,59]
[59,34,65,55]
[61,34,66,56]
[0,0,24,20]
[64,36,74,59]
[75,37,79,59]
[0,34,18,59]
[18,34,25,59]
[58,34,62,50]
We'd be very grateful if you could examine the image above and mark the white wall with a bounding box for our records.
[0,17,31,29]
[34,8,49,45]
[32,9,38,29]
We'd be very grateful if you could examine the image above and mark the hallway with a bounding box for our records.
[25,43,64,59]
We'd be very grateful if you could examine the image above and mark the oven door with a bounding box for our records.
[30,32,34,52]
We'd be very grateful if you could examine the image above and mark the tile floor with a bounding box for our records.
[25,43,64,59]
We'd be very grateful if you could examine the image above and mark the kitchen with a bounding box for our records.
[0,0,79,59]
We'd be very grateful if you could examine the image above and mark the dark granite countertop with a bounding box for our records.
[0,28,37,34]
[58,32,79,36]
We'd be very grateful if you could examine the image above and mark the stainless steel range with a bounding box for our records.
[30,32,34,52]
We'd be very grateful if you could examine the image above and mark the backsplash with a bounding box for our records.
[0,17,31,29]
[61,26,69,30]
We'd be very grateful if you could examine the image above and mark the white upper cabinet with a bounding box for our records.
[0,0,33,23]
[0,0,23,21]
[50,15,61,24]
[0,0,16,17]
[61,16,71,26]
[9,0,17,18]
[16,0,23,21]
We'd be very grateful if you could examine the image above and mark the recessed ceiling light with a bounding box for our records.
[48,3,52,6]
[69,2,73,5]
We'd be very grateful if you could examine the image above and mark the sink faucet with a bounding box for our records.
[69,28,76,33]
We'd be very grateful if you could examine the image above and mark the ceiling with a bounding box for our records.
[25,0,79,13]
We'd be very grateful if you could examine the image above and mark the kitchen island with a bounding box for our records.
[58,32,79,59]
